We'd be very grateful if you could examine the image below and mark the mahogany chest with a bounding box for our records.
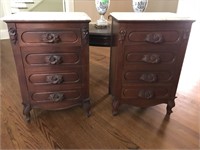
[3,12,91,121]
[109,12,194,115]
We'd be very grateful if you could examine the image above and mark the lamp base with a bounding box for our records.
[96,19,108,26]
[96,14,109,28]
[95,24,108,29]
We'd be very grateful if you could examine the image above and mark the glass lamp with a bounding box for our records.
[95,0,110,27]
[132,0,148,12]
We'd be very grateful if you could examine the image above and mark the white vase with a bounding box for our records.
[95,0,110,26]
[132,0,148,12]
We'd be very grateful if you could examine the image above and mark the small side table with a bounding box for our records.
[89,23,111,47]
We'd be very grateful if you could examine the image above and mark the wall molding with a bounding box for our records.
[63,0,74,12]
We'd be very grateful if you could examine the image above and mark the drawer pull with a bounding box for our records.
[138,89,154,99]
[46,74,63,84]
[142,54,160,64]
[42,33,60,43]
[45,55,62,65]
[140,73,157,82]
[145,33,164,44]
[49,93,64,102]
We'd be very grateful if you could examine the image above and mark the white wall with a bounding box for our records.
[0,0,11,39]
[74,0,179,22]
[177,0,200,82]
[2,0,195,40]
[0,0,66,39]
[177,0,199,21]
[31,0,63,12]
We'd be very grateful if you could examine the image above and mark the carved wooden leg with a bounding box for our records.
[112,98,120,116]
[166,99,175,115]
[22,103,32,122]
[83,98,91,117]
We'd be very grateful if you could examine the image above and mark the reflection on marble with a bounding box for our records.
[110,12,195,21]
[2,12,91,22]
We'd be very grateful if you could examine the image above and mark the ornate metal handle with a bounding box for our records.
[42,33,60,43]
[142,54,160,64]
[48,93,64,102]
[8,28,17,44]
[119,29,127,43]
[145,33,164,44]
[82,28,89,39]
[45,55,62,65]
[140,73,157,82]
[138,89,154,99]
[46,74,63,84]
[82,27,89,45]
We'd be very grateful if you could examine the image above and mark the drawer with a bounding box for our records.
[122,23,183,45]
[18,28,81,45]
[126,30,181,44]
[121,85,173,100]
[21,46,82,67]
[123,70,174,83]
[124,45,178,66]
[26,69,82,86]
[30,89,82,103]
[125,51,176,65]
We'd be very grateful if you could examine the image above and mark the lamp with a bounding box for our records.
[95,0,110,28]
[132,0,148,12]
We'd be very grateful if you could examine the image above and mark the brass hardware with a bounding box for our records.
[138,89,154,99]
[46,74,63,84]
[49,93,64,102]
[140,73,157,82]
[142,54,161,64]
[145,33,164,44]
[42,33,60,43]
[45,55,62,65]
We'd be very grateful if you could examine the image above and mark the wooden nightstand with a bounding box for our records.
[109,12,194,115]
[3,12,91,121]
[89,23,111,47]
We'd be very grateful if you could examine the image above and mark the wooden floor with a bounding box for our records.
[1,23,200,149]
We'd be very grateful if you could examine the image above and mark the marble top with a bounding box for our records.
[110,12,194,21]
[3,12,91,22]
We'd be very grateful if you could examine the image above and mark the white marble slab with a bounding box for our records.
[110,12,195,21]
[3,12,91,22]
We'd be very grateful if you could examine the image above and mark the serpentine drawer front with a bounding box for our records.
[3,12,91,122]
[109,12,194,116]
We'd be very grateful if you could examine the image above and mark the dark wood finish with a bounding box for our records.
[89,23,111,46]
[110,16,194,115]
[1,40,200,149]
[4,17,91,121]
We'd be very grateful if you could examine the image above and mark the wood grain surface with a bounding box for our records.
[1,37,199,149]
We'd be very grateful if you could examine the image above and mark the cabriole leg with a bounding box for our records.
[22,103,32,122]
[83,98,91,117]
[166,99,175,115]
[112,98,120,116]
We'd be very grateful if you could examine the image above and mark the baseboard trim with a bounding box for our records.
[0,29,9,40]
